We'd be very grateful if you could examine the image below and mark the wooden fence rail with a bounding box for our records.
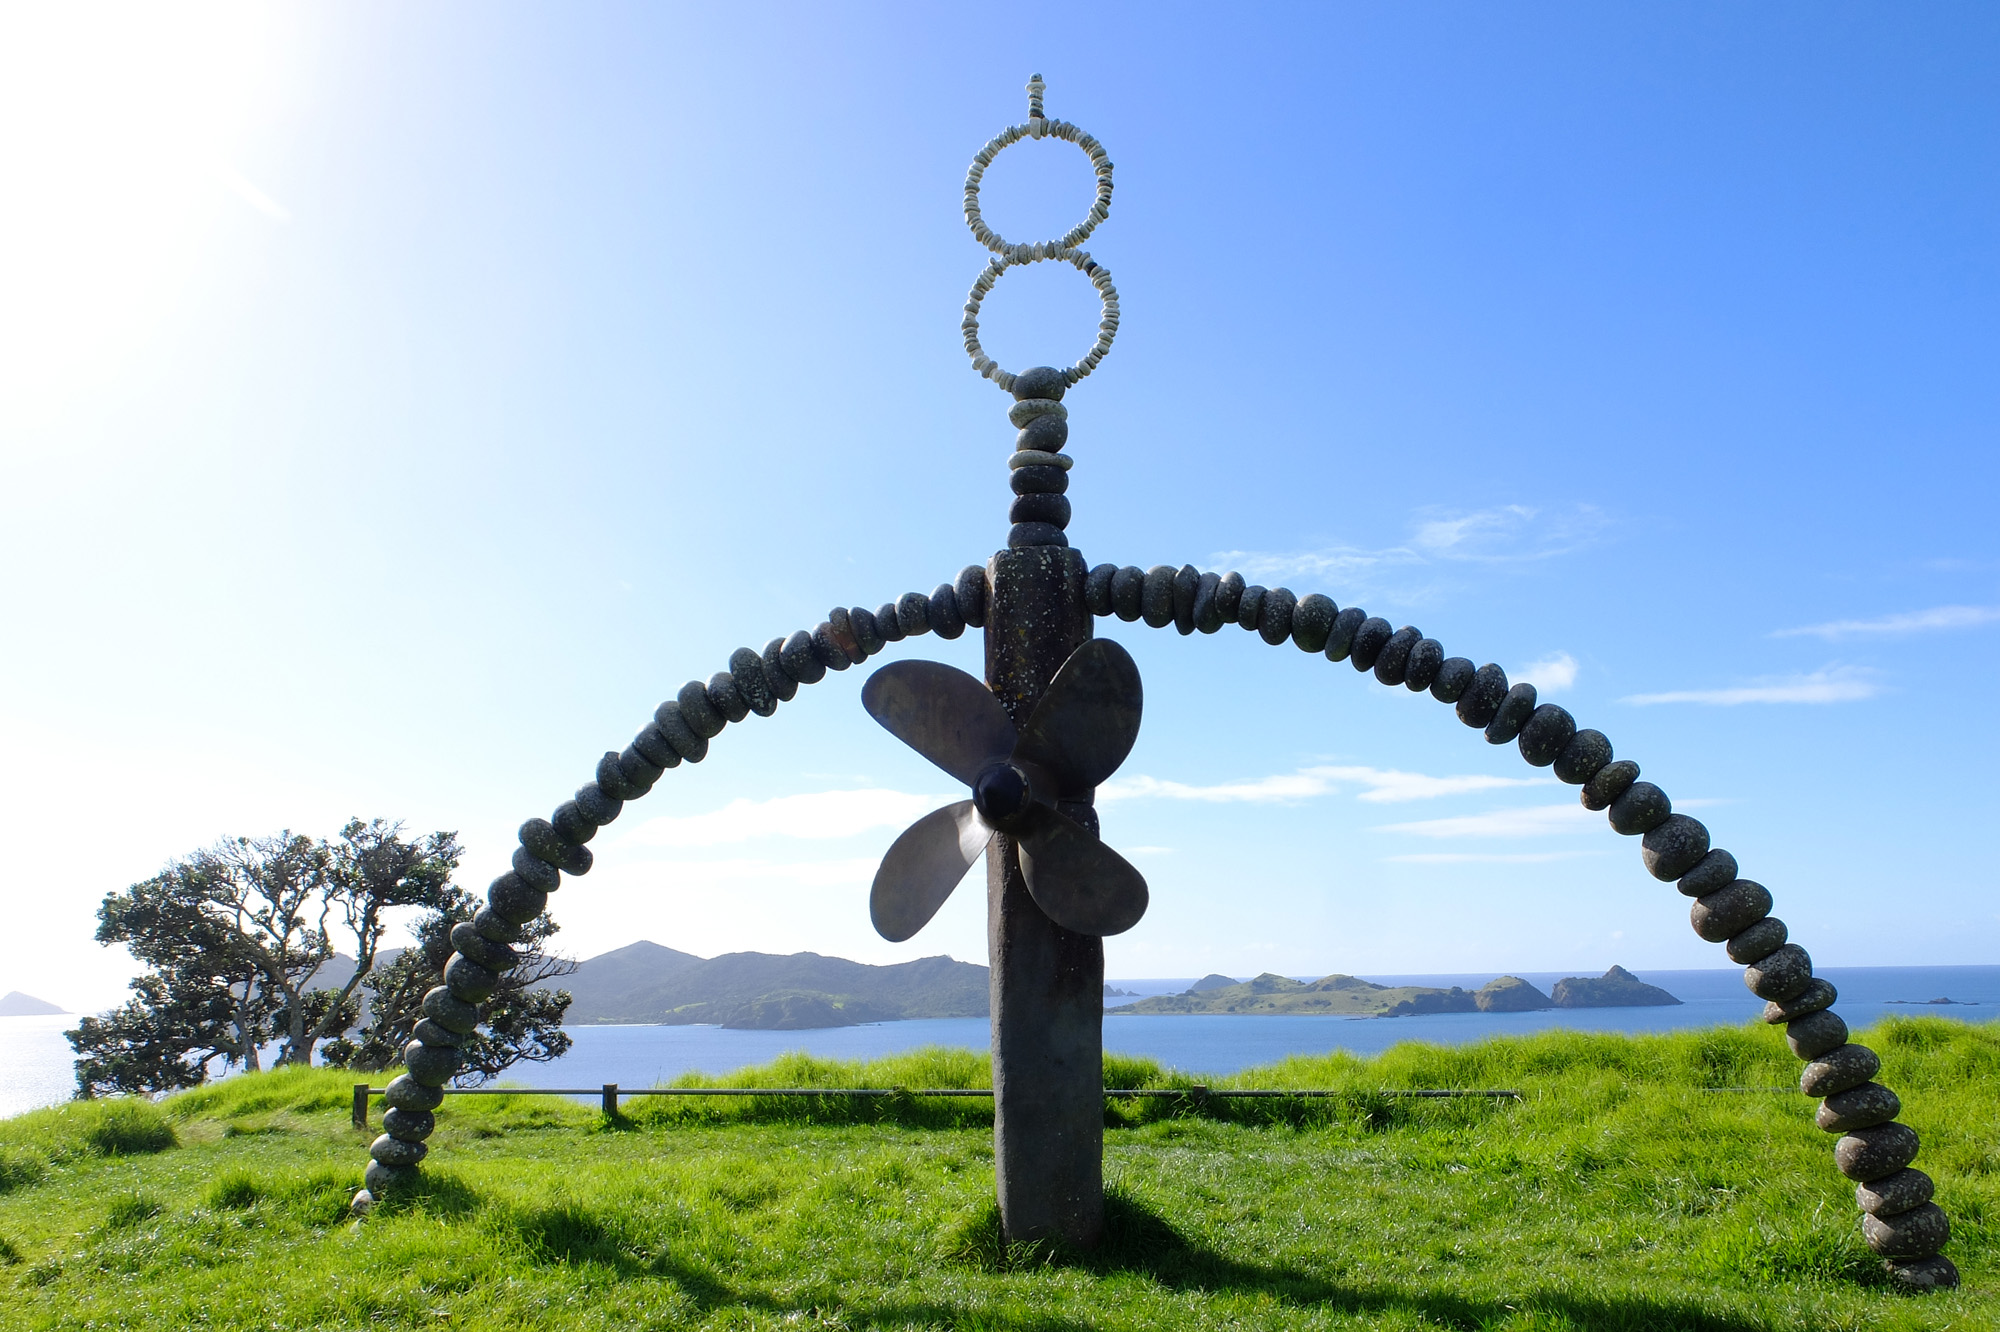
[351,1082,1521,1129]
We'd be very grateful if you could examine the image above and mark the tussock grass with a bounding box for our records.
[0,1018,1992,1329]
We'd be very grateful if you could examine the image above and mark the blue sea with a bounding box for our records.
[6,966,1995,1117]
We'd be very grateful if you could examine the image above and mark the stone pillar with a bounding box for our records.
[984,543,1103,1248]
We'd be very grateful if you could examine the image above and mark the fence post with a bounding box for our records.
[602,1083,619,1117]
[352,1083,369,1130]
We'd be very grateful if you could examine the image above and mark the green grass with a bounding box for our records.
[0,1018,1993,1330]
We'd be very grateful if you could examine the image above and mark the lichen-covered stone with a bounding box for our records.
[1292,594,1336,654]
[1456,663,1508,728]
[509,848,560,893]
[1863,1202,1948,1259]
[421,984,479,1034]
[1237,584,1266,631]
[1215,572,1246,626]
[1258,587,1297,646]
[1012,464,1070,495]
[1691,880,1772,942]
[472,908,522,946]
[1008,397,1066,427]
[1430,655,1474,702]
[1192,571,1225,633]
[1010,492,1072,527]
[779,630,825,687]
[1518,705,1577,767]
[486,872,548,926]
[1884,1254,1959,1290]
[1763,977,1838,1024]
[519,818,588,874]
[1404,638,1444,691]
[811,622,851,671]
[1172,564,1200,635]
[1801,1044,1881,1098]
[1856,1168,1933,1217]
[956,567,989,629]
[731,646,779,715]
[1008,521,1068,547]
[1787,1008,1850,1060]
[1642,814,1711,881]
[1608,780,1671,835]
[371,1133,428,1167]
[450,922,516,972]
[617,747,663,792]
[574,780,622,826]
[364,1160,419,1195]
[897,591,932,637]
[1086,563,1117,616]
[551,800,597,846]
[678,679,726,739]
[1374,627,1422,686]
[1110,566,1145,622]
[929,584,965,639]
[404,1041,463,1087]
[1142,565,1177,628]
[1485,683,1538,745]
[411,1019,463,1049]
[872,609,906,645]
[706,669,751,722]
[1676,848,1739,899]
[1836,1122,1920,1181]
[1012,365,1067,401]
[825,608,866,664]
[444,954,499,1004]
[384,1073,445,1113]
[1818,1082,1900,1133]
[653,701,712,760]
[1582,760,1639,811]
[1017,411,1069,453]
[1552,728,1610,784]
[1349,617,1393,671]
[1745,943,1814,1002]
[630,722,682,770]
[382,1107,435,1142]
[1325,606,1366,663]
[1727,916,1789,965]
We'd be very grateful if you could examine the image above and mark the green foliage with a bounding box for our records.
[0,1019,1991,1329]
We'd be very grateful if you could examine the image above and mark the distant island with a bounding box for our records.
[1111,966,1679,1017]
[0,991,65,1016]
[544,946,1681,1031]
[1886,997,1979,1006]
[555,942,988,1029]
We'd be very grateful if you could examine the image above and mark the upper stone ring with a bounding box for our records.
[963,74,1114,259]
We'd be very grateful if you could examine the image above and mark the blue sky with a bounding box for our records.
[2,4,1996,1011]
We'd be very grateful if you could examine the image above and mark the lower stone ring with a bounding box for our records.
[962,247,1120,395]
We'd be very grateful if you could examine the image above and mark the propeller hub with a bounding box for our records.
[972,762,1034,829]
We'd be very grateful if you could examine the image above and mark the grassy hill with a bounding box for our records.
[0,1017,1992,1329]
[559,943,989,1027]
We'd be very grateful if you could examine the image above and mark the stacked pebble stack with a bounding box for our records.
[351,570,995,1214]
[1082,565,1958,1290]
[1007,366,1075,549]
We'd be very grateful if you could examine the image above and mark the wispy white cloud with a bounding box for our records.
[1622,667,1883,707]
[621,789,948,849]
[1383,850,1606,864]
[1100,765,1549,806]
[1515,651,1578,694]
[1375,804,1598,839]
[1773,605,2000,641]
[1211,505,1612,589]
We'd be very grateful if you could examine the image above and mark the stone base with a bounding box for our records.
[1885,1254,1959,1291]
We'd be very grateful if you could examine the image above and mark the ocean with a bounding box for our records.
[5,965,1995,1117]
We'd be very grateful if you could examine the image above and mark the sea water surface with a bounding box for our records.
[6,966,1995,1116]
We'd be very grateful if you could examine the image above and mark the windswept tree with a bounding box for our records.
[323,887,575,1082]
[69,820,460,1096]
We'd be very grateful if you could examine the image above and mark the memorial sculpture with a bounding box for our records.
[351,76,1956,1290]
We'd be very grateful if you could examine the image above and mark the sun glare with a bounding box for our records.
[0,3,282,427]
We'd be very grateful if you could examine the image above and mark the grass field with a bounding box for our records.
[0,1018,1993,1330]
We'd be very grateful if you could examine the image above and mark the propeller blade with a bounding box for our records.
[1016,805,1149,936]
[861,661,1018,787]
[1013,639,1143,794]
[869,800,993,942]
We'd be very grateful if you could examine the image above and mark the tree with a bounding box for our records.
[322,887,576,1082]
[68,820,460,1096]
